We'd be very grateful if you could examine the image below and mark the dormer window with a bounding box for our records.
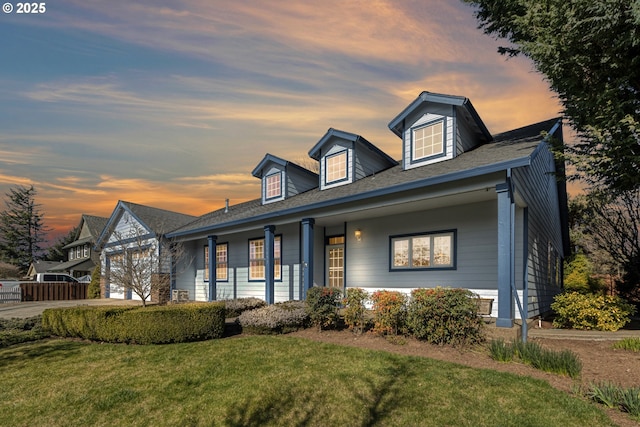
[326,151,347,184]
[412,119,444,161]
[265,172,282,200]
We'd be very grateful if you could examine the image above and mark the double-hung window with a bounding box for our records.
[390,230,455,270]
[216,244,228,281]
[204,243,228,282]
[249,236,281,280]
[412,120,444,161]
[325,151,347,183]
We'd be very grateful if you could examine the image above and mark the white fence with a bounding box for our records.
[0,288,21,303]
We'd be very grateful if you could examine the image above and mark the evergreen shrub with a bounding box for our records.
[406,287,484,345]
[238,300,308,334]
[563,253,605,294]
[551,292,636,331]
[342,288,369,334]
[87,265,101,299]
[0,316,49,347]
[42,302,226,344]
[305,286,342,330]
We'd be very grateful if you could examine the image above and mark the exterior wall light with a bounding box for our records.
[354,229,362,242]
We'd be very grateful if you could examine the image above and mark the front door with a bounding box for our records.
[325,236,345,289]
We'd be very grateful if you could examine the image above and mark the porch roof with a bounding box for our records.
[169,118,561,239]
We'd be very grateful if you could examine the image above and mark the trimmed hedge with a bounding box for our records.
[42,302,226,344]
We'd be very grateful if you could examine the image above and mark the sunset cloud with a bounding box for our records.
[0,1,568,241]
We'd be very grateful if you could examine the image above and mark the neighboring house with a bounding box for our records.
[95,201,197,302]
[167,91,569,327]
[26,260,63,279]
[47,214,109,278]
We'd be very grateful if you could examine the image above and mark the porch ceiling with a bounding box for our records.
[311,185,498,227]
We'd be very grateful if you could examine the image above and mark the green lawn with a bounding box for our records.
[0,336,614,427]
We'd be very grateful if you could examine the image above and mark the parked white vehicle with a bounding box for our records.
[34,273,79,283]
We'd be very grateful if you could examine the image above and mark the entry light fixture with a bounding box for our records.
[354,229,362,242]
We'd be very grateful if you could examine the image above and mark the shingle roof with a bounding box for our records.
[63,215,109,250]
[121,201,197,235]
[83,215,109,239]
[169,117,561,238]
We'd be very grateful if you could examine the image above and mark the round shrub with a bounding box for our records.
[305,286,342,330]
[406,287,484,346]
[238,300,308,334]
[551,292,636,331]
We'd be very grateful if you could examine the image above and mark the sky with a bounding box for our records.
[0,0,565,242]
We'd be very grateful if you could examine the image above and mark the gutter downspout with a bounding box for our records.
[522,207,529,342]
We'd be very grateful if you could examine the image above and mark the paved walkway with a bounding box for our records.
[0,299,145,319]
[528,326,640,341]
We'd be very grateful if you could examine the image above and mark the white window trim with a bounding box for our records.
[410,119,446,163]
[325,150,348,184]
[265,172,282,201]
[216,243,228,282]
[249,236,282,281]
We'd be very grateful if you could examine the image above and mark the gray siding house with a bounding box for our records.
[168,91,569,327]
[50,214,109,279]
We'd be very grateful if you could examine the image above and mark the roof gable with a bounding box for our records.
[82,215,109,239]
[388,91,492,142]
[96,201,197,247]
[308,128,396,165]
[252,154,318,205]
[308,128,398,190]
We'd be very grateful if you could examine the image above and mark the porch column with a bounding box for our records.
[264,225,275,304]
[104,256,110,298]
[208,235,217,301]
[301,218,315,300]
[496,182,514,327]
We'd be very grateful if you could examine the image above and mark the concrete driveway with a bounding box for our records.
[0,299,145,319]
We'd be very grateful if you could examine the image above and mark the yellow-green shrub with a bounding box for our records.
[551,292,636,331]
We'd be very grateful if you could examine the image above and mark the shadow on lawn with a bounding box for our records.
[223,360,409,426]
[0,339,81,369]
